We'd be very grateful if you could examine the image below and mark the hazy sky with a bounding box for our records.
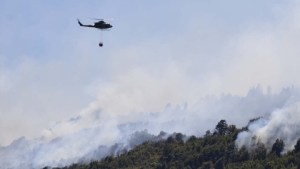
[1,0,300,145]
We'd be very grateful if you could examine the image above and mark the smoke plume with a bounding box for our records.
[1,86,300,168]
[236,88,300,153]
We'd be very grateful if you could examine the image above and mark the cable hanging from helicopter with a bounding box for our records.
[77,18,113,47]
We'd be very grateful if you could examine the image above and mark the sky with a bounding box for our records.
[1,0,300,148]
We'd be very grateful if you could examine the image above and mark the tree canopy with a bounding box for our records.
[51,119,300,169]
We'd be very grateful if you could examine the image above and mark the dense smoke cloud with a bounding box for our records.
[236,89,300,152]
[1,0,300,146]
[1,86,299,168]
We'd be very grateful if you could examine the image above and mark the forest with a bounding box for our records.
[48,119,300,169]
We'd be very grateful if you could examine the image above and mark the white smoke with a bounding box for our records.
[1,86,299,168]
[236,91,300,153]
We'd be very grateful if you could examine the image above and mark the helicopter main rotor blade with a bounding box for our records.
[88,17,114,22]
[89,17,104,21]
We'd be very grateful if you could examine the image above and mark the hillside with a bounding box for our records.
[50,120,300,169]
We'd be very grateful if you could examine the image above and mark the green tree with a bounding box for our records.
[215,120,228,135]
[294,138,300,153]
[175,133,184,143]
[228,125,237,134]
[251,142,267,160]
[235,146,250,162]
[271,139,285,157]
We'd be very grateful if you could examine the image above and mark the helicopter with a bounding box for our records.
[78,18,112,47]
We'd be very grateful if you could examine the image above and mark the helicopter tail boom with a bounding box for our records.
[77,19,94,28]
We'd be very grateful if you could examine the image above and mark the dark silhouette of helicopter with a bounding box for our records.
[78,18,112,47]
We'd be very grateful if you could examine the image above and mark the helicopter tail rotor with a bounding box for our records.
[77,19,83,26]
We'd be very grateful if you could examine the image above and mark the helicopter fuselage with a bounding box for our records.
[78,19,112,30]
[94,22,112,29]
